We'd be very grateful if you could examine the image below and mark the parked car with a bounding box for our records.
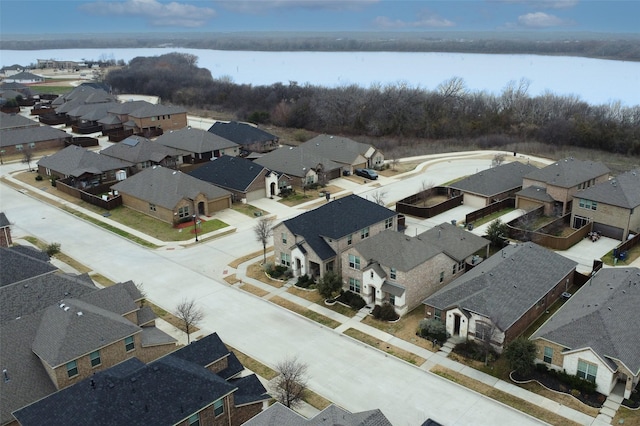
[354,168,378,180]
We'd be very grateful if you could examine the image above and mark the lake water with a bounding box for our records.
[2,47,639,106]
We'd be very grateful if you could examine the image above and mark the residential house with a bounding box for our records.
[13,333,270,426]
[156,127,240,165]
[127,104,188,134]
[99,100,151,134]
[0,213,12,247]
[342,223,490,316]
[2,72,44,84]
[449,161,538,208]
[111,166,232,225]
[243,402,392,426]
[516,158,610,216]
[0,125,71,156]
[0,245,57,285]
[37,145,131,189]
[0,256,177,426]
[273,195,397,278]
[100,136,185,172]
[570,168,640,240]
[300,134,385,173]
[423,242,577,351]
[530,267,640,399]
[188,155,289,202]
[0,112,39,131]
[0,65,25,77]
[255,146,342,189]
[43,86,117,125]
[208,121,279,153]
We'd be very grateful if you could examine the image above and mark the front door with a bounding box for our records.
[198,201,205,215]
[453,314,461,335]
[370,287,376,305]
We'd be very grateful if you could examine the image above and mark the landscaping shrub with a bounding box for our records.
[453,340,498,362]
[265,263,292,279]
[418,318,447,342]
[295,274,314,289]
[35,175,43,181]
[336,291,366,310]
[315,271,341,298]
[372,302,399,321]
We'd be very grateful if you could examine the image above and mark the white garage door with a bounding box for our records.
[463,193,487,209]
[245,189,264,202]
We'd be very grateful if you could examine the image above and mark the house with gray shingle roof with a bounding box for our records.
[570,168,640,240]
[13,333,269,426]
[0,212,12,247]
[300,134,385,173]
[0,245,57,285]
[3,71,44,84]
[127,103,187,133]
[112,166,232,225]
[244,402,392,426]
[531,267,640,398]
[37,145,131,189]
[156,127,239,165]
[516,158,610,216]
[449,161,538,208]
[342,223,490,316]
[273,195,397,279]
[208,121,279,153]
[0,111,39,131]
[423,242,577,350]
[0,125,70,156]
[0,262,177,426]
[100,136,185,172]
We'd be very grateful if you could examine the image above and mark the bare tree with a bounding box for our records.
[273,356,308,408]
[22,147,34,171]
[476,316,501,366]
[371,190,387,206]
[491,153,506,168]
[254,216,275,264]
[390,157,399,171]
[175,298,204,344]
[421,179,434,207]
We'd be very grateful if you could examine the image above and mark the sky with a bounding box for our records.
[0,0,639,35]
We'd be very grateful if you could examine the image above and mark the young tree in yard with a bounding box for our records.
[273,356,308,408]
[254,216,274,264]
[485,219,508,247]
[371,190,387,206]
[316,270,342,299]
[45,242,61,257]
[22,147,34,172]
[504,338,537,376]
[175,298,204,344]
[491,153,506,168]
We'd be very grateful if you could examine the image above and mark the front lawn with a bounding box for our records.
[362,306,436,351]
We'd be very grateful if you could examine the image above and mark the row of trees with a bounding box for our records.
[105,53,640,156]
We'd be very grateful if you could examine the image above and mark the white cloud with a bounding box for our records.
[517,11,568,27]
[373,11,455,29]
[217,0,379,14]
[498,0,578,9]
[79,0,217,27]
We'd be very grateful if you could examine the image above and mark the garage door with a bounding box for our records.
[463,193,487,209]
[245,189,264,202]
[593,223,624,240]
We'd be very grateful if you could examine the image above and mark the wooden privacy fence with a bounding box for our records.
[395,186,462,219]
[465,198,516,225]
[67,137,99,148]
[613,232,640,259]
[56,179,122,210]
[507,211,592,250]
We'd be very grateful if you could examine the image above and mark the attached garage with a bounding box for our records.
[592,223,624,240]
[245,189,265,202]
[207,196,232,213]
[462,193,488,209]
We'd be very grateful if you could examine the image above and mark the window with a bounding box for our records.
[124,336,135,352]
[452,264,457,274]
[281,233,287,244]
[439,271,444,283]
[90,350,101,367]
[434,309,442,321]
[348,254,361,270]
[475,322,492,341]
[543,347,553,364]
[213,398,224,417]
[141,160,151,169]
[149,203,156,212]
[390,267,396,280]
[188,413,200,426]
[66,360,78,377]
[360,227,369,239]
[385,218,393,229]
[15,144,23,151]
[349,278,361,293]
[280,252,291,267]
[29,142,36,148]
[178,206,190,219]
[370,271,374,278]
[577,360,597,383]
[579,199,597,210]
[347,234,352,245]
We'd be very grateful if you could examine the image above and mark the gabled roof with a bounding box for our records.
[574,168,640,209]
[419,222,490,262]
[423,242,577,331]
[0,246,57,289]
[37,145,130,177]
[450,161,538,197]
[100,136,184,164]
[0,211,10,227]
[255,146,341,178]
[524,158,610,188]
[112,166,231,209]
[208,121,278,145]
[532,267,640,375]
[6,71,43,81]
[66,101,119,120]
[107,100,152,115]
[77,281,141,317]
[279,195,396,261]
[188,155,266,193]
[127,104,187,118]
[301,134,375,165]
[156,127,238,153]
[31,298,141,367]
[0,111,39,130]
[0,126,70,148]
[13,335,269,426]
[170,332,230,368]
[243,402,392,426]
[515,185,556,202]
[0,89,23,100]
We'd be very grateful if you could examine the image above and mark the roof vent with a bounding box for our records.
[59,303,66,309]
[64,306,70,312]
[77,311,83,316]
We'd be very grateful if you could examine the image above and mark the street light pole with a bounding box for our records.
[193,214,199,242]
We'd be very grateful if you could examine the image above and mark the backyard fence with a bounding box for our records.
[396,186,462,219]
[465,198,516,225]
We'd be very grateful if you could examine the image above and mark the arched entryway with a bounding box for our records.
[198,201,205,215]
[270,182,276,197]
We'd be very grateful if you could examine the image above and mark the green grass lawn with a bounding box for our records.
[231,203,267,218]
[472,208,515,227]
[29,85,74,95]
[602,243,640,266]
